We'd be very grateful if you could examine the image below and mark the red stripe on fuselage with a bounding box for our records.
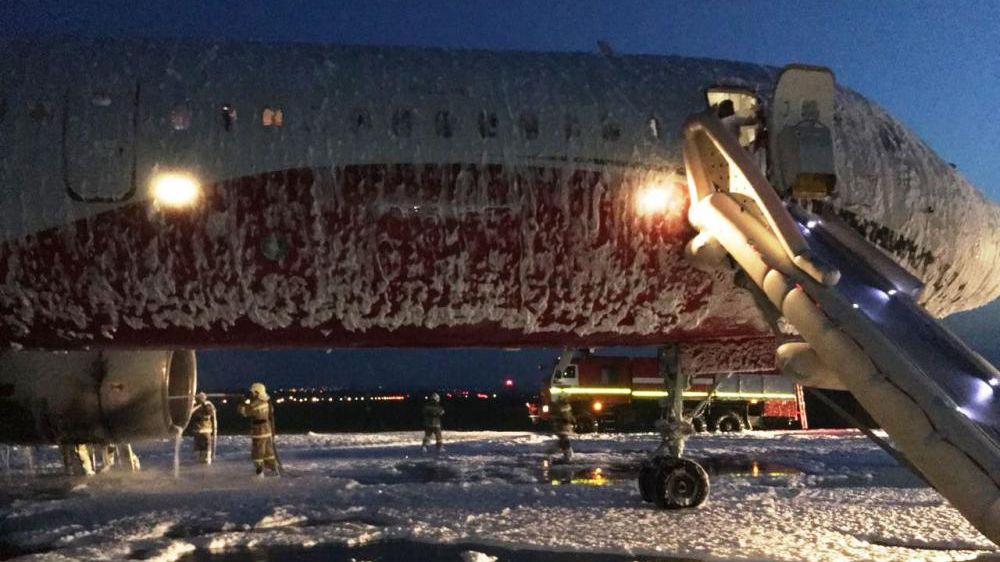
[0,164,768,349]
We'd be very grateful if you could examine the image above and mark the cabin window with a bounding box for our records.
[170,102,191,131]
[91,92,112,107]
[352,109,372,134]
[262,107,284,128]
[601,115,621,141]
[391,109,413,137]
[647,117,661,139]
[563,114,580,140]
[478,110,498,138]
[435,111,453,138]
[519,112,539,140]
[221,103,237,132]
[28,101,50,124]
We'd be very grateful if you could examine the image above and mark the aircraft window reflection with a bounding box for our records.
[352,109,372,134]
[601,116,621,141]
[170,102,191,131]
[262,107,284,128]
[392,109,413,137]
[435,111,453,138]
[221,104,237,132]
[563,113,580,140]
[519,113,539,140]
[478,111,498,139]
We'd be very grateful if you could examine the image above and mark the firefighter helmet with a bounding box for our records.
[249,382,269,400]
[195,392,207,404]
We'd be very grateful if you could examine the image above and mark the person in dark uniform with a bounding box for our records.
[421,393,445,454]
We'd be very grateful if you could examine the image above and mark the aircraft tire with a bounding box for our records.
[652,457,710,509]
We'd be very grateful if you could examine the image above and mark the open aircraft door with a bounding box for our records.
[769,65,836,200]
[62,56,139,203]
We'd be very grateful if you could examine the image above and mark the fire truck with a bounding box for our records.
[530,349,807,433]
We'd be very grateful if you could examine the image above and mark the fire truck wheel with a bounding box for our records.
[712,412,745,433]
[652,458,710,509]
[638,462,657,503]
[575,413,598,434]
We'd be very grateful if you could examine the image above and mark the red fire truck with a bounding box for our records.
[530,349,807,433]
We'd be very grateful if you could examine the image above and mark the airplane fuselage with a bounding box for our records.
[1,38,997,350]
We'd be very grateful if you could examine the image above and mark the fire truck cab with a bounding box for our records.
[534,349,806,433]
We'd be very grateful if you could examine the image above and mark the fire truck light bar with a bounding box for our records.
[552,387,797,400]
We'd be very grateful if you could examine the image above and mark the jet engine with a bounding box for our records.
[0,350,196,444]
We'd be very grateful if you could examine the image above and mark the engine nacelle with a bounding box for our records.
[0,350,196,444]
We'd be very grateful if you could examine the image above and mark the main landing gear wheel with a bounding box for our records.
[638,457,710,509]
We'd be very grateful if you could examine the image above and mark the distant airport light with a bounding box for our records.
[887,289,898,296]
[541,404,550,414]
[990,378,1000,388]
[592,401,603,412]
[806,220,818,229]
[852,303,860,309]
[636,183,682,216]
[151,172,201,208]
[504,378,514,388]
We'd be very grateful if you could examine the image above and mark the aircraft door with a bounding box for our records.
[62,66,139,203]
[768,65,837,200]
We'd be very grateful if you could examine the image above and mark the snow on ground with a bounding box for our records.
[1,430,997,561]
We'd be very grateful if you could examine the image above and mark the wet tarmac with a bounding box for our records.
[178,540,702,562]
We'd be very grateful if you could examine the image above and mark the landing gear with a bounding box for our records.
[638,457,710,509]
[637,344,711,510]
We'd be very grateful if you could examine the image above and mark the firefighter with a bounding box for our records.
[421,393,445,454]
[551,394,576,462]
[189,392,218,464]
[237,382,280,476]
[60,443,94,476]
[100,443,141,472]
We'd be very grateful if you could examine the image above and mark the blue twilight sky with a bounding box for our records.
[2,1,999,390]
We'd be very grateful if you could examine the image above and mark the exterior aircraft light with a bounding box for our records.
[887,289,898,296]
[151,172,201,208]
[636,183,682,216]
[852,303,860,309]
[806,220,818,228]
[990,378,1000,388]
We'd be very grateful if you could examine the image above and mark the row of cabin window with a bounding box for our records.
[11,98,664,144]
[364,109,663,142]
[180,102,663,142]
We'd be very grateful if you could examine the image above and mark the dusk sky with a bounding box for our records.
[3,1,998,390]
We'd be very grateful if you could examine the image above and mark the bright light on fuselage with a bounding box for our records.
[636,183,683,217]
[151,172,201,208]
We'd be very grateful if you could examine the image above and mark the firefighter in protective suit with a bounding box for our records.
[551,395,575,462]
[189,392,217,464]
[238,383,280,476]
[421,393,445,454]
